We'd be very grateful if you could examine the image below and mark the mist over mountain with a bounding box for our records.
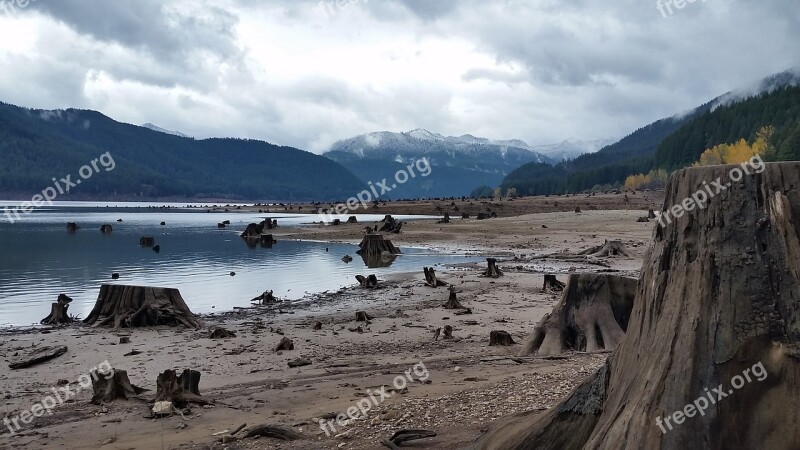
[142,123,191,139]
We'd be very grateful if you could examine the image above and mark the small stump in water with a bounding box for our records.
[139,237,155,247]
[356,234,401,256]
[100,224,113,233]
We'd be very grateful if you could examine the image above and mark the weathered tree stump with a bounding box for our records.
[240,219,277,238]
[100,224,113,233]
[252,290,278,305]
[66,222,78,232]
[472,162,800,450]
[83,285,201,328]
[347,216,358,223]
[209,327,236,339]
[217,222,226,229]
[521,273,637,356]
[462,213,470,219]
[356,234,401,255]
[355,274,378,288]
[438,212,451,224]
[355,311,373,322]
[443,325,453,339]
[489,330,515,346]
[379,215,403,233]
[154,369,209,406]
[342,255,353,263]
[275,337,294,351]
[424,267,447,287]
[260,234,276,247]
[636,216,650,222]
[331,219,342,226]
[139,237,155,247]
[578,239,631,257]
[8,345,68,369]
[541,274,566,292]
[443,286,464,309]
[575,206,581,213]
[91,368,146,404]
[648,208,656,219]
[41,294,74,325]
[152,245,160,253]
[481,258,503,278]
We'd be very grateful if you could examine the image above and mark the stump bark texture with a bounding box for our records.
[83,285,201,328]
[472,162,800,450]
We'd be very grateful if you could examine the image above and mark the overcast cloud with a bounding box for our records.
[0,0,797,152]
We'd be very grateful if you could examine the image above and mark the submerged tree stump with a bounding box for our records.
[578,239,631,257]
[91,368,147,404]
[356,234,401,255]
[139,237,155,247]
[481,258,503,278]
[424,267,447,287]
[472,162,800,450]
[521,273,637,356]
[83,285,201,328]
[100,224,113,233]
[41,294,74,325]
[360,252,398,268]
[541,274,566,292]
[66,222,78,232]
[154,369,209,406]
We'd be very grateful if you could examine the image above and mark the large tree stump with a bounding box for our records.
[41,294,74,325]
[424,267,447,287]
[481,258,503,278]
[83,285,201,328]
[578,239,631,257]
[520,273,637,356]
[472,162,800,449]
[379,215,403,233]
[541,274,566,292]
[91,368,147,404]
[356,234,401,255]
[154,369,209,406]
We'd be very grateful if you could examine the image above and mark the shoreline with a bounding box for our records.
[0,200,660,449]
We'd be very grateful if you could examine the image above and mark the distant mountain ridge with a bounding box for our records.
[142,122,191,138]
[0,103,364,201]
[326,129,608,197]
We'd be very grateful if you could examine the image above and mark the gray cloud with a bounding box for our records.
[0,0,797,152]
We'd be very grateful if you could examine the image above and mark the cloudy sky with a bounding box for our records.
[0,0,797,153]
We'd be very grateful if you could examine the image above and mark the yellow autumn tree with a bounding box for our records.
[624,169,669,190]
[694,126,772,166]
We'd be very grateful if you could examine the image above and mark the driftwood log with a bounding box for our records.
[481,258,503,278]
[41,294,74,325]
[83,285,201,328]
[424,267,447,287]
[472,162,800,449]
[209,327,236,339]
[243,424,302,440]
[8,345,68,369]
[521,273,637,356]
[356,234,401,255]
[541,275,566,292]
[154,369,209,406]
[91,368,147,404]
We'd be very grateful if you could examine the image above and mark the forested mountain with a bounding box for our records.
[502,69,800,196]
[0,103,364,201]
[324,129,556,197]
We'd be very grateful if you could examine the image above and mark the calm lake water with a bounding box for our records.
[0,202,482,327]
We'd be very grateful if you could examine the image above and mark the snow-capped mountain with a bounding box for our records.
[529,138,617,162]
[142,122,191,138]
[324,129,561,197]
